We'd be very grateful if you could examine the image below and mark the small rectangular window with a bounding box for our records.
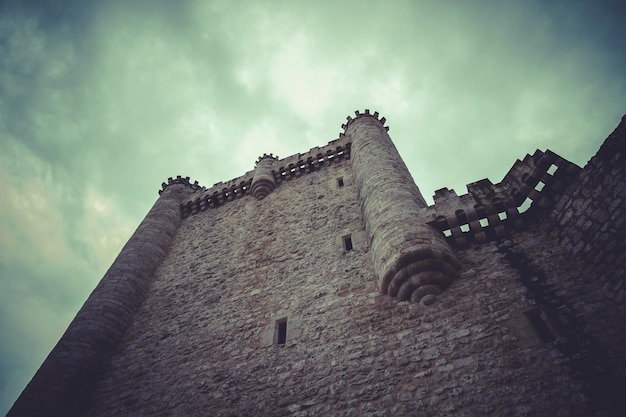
[275,318,287,345]
[519,197,533,213]
[534,181,545,192]
[337,177,344,187]
[547,164,558,175]
[342,235,353,251]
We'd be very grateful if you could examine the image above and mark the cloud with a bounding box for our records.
[0,163,99,414]
[1,0,625,414]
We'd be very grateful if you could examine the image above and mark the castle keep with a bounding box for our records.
[9,111,626,416]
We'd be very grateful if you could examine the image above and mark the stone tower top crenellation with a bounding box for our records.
[340,109,388,136]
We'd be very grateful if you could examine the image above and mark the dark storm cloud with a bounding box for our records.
[0,2,285,408]
[1,0,625,414]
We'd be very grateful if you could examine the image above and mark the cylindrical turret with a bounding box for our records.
[251,154,278,200]
[8,182,191,417]
[345,110,461,305]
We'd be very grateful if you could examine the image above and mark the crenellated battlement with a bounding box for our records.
[339,109,389,137]
[158,175,205,195]
[255,153,279,165]
[174,136,352,217]
[163,111,584,250]
[423,149,583,248]
[340,109,389,135]
[165,110,389,216]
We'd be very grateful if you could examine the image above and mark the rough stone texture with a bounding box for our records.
[251,154,279,200]
[540,114,626,395]
[85,224,614,416]
[347,111,460,303]
[7,183,192,417]
[546,114,625,296]
[9,111,626,417]
[424,149,582,248]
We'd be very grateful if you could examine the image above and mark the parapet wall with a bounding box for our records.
[424,149,582,248]
[162,136,352,217]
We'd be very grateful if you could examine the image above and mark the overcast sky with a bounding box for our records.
[1,0,625,412]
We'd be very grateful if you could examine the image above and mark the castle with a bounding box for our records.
[8,111,626,416]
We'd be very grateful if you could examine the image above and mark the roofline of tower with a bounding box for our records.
[340,109,389,136]
[160,110,387,196]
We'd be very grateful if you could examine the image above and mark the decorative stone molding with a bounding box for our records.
[251,154,279,200]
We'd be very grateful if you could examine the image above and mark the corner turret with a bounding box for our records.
[345,110,461,305]
[251,153,279,200]
[8,181,195,417]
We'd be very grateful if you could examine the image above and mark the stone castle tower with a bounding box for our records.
[8,111,626,416]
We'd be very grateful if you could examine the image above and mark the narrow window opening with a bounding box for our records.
[534,181,545,192]
[519,197,533,213]
[547,164,558,175]
[479,218,489,228]
[443,229,452,237]
[337,177,344,187]
[275,318,287,345]
[524,309,555,343]
[498,212,508,221]
[460,224,470,233]
[342,235,353,252]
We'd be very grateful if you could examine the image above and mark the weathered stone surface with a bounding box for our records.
[251,154,279,200]
[347,112,460,304]
[9,112,626,417]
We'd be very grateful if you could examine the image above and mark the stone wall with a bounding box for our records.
[85,152,618,416]
[538,114,626,406]
[10,113,625,417]
[424,149,582,249]
[497,231,626,415]
[545,115,625,304]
